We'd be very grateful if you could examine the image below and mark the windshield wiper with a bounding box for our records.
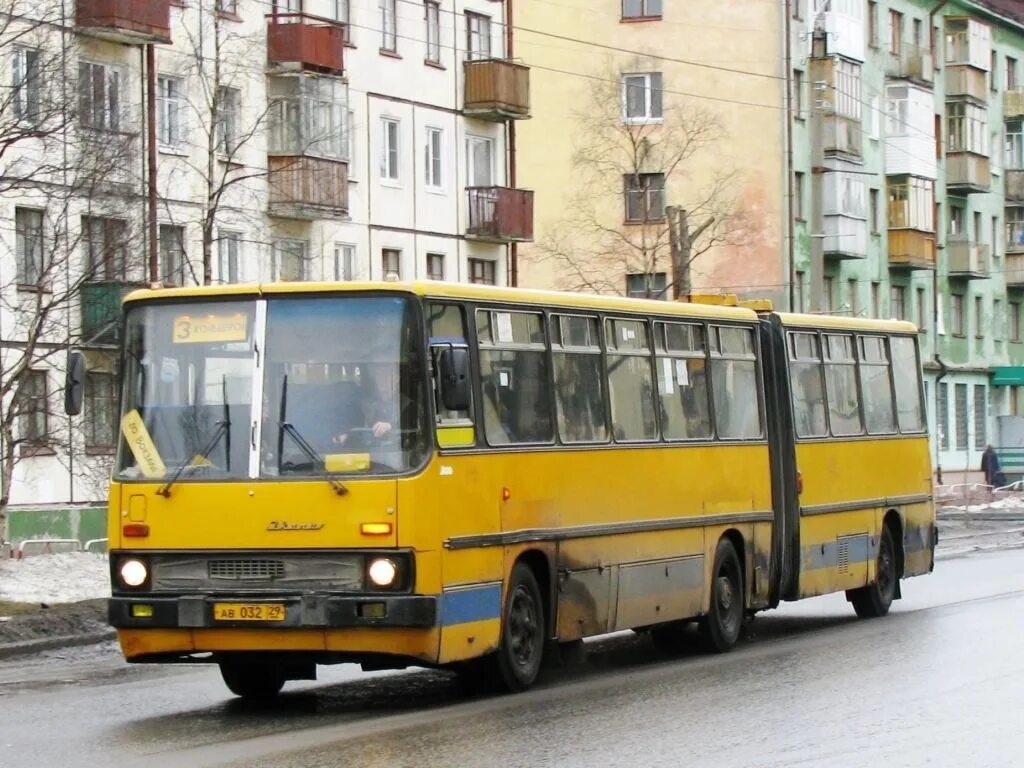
[157,418,229,497]
[277,375,348,496]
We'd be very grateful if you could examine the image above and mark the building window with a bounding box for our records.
[946,101,988,155]
[950,205,964,235]
[18,371,48,448]
[952,293,965,336]
[937,382,949,449]
[83,216,128,281]
[1007,120,1024,169]
[466,12,491,61]
[78,61,122,131]
[624,172,665,223]
[975,296,984,339]
[891,285,906,320]
[848,278,858,316]
[466,135,494,186]
[886,84,909,137]
[626,272,667,299]
[833,59,862,120]
[871,281,880,317]
[954,383,968,450]
[268,76,347,160]
[887,177,935,231]
[425,126,443,189]
[867,2,878,47]
[216,0,238,13]
[823,276,835,314]
[11,47,41,125]
[1009,56,1019,90]
[870,188,880,232]
[15,207,43,286]
[218,231,240,283]
[792,69,804,118]
[1011,302,1022,342]
[273,239,308,281]
[425,1,441,64]
[917,286,927,330]
[622,0,661,20]
[427,253,444,280]
[157,76,185,150]
[993,215,1001,259]
[380,0,397,51]
[380,117,400,181]
[621,72,663,123]
[995,298,1004,340]
[347,109,357,179]
[159,224,186,286]
[890,10,903,55]
[794,172,805,220]
[334,243,355,280]
[382,248,401,278]
[974,385,987,450]
[1010,207,1024,250]
[85,372,116,450]
[469,258,496,285]
[216,86,241,154]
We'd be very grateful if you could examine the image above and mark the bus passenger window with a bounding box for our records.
[823,334,863,436]
[656,322,712,441]
[552,315,608,443]
[477,309,553,445]
[711,326,762,440]
[891,336,925,432]
[789,332,827,438]
[605,318,657,441]
[428,303,474,447]
[859,336,896,434]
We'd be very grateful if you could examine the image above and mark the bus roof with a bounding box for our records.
[774,311,919,335]
[123,281,761,322]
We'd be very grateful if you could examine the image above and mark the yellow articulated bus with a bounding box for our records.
[66,281,935,699]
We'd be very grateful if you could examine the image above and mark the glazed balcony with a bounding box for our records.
[885,45,933,85]
[823,215,867,260]
[1006,252,1024,287]
[945,65,987,102]
[946,236,991,279]
[76,0,171,44]
[464,59,530,121]
[266,13,345,74]
[466,186,534,242]
[823,115,862,158]
[1007,170,1024,203]
[947,152,991,194]
[81,281,145,344]
[267,155,348,220]
[1006,88,1024,118]
[1007,221,1024,255]
[888,229,936,271]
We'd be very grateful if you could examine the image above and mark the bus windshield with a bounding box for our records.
[115,295,430,481]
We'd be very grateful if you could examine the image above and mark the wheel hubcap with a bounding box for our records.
[508,586,538,667]
[717,568,741,636]
[878,534,894,598]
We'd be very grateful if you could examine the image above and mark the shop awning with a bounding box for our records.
[991,367,1024,386]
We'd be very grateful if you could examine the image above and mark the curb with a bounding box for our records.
[0,629,116,660]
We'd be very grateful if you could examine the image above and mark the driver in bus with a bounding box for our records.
[332,365,397,448]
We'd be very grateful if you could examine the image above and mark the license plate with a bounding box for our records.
[213,603,286,622]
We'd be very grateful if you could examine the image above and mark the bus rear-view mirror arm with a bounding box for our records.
[64,350,86,416]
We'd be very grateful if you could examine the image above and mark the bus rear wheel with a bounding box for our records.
[699,538,743,654]
[219,662,286,700]
[848,525,897,618]
[489,563,545,692]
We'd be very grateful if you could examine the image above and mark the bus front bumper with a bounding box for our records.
[109,594,437,629]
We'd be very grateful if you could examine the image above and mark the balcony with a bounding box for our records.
[80,281,145,344]
[266,13,345,74]
[1006,252,1024,287]
[947,152,991,194]
[823,115,861,158]
[1007,221,1024,254]
[885,46,933,85]
[1007,88,1024,118]
[823,215,867,260]
[75,0,171,45]
[466,187,534,242]
[464,60,530,121]
[1007,170,1024,203]
[267,155,348,220]
[888,230,936,271]
[947,236,991,279]
[945,65,987,102]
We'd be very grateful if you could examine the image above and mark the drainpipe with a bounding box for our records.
[934,354,948,484]
[506,0,518,287]
[146,44,158,283]
[784,0,795,310]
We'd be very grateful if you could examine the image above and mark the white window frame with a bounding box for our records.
[157,75,186,151]
[15,207,44,286]
[466,12,492,61]
[380,117,401,182]
[466,134,494,187]
[425,1,441,64]
[334,242,356,280]
[272,238,309,281]
[947,101,988,155]
[621,72,664,124]
[12,46,41,126]
[425,126,444,190]
[833,59,862,120]
[427,252,445,280]
[218,231,241,284]
[216,85,242,155]
[380,0,397,52]
[79,60,123,132]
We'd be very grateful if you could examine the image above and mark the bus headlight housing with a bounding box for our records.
[118,557,149,589]
[367,558,398,588]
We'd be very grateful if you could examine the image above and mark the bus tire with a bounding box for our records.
[698,538,744,654]
[490,562,545,692]
[219,662,286,700]
[848,524,897,619]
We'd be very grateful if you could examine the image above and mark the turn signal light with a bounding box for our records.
[360,522,393,536]
[123,523,150,538]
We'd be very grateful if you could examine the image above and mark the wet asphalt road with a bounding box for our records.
[0,548,1022,768]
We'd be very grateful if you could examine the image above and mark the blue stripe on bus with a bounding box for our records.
[440,584,502,626]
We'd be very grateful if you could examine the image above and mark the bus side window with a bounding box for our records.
[890,336,925,432]
[710,325,762,440]
[605,318,658,442]
[859,335,896,434]
[789,331,827,438]
[823,333,864,436]
[656,321,712,441]
[428,303,475,448]
[477,309,553,445]
[552,314,608,443]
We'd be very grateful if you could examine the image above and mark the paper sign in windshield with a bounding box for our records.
[121,410,167,479]
[173,313,248,344]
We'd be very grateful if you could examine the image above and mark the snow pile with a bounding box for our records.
[0,551,110,604]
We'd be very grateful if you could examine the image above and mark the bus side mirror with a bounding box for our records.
[437,347,470,412]
[64,350,86,416]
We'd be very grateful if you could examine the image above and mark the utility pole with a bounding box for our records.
[667,205,713,301]
[808,24,828,314]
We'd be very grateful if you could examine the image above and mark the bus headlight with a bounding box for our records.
[367,558,398,588]
[119,558,149,588]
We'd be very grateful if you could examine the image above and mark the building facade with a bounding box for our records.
[0,0,532,521]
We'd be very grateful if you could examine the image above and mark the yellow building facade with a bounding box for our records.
[514,0,789,305]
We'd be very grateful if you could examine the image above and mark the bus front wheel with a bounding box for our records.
[490,562,545,692]
[848,525,897,618]
[219,662,286,700]
[699,538,743,653]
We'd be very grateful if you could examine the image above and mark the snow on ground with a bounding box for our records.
[0,551,110,604]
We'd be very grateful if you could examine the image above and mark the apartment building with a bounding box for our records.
[790,0,1024,475]
[0,0,532,525]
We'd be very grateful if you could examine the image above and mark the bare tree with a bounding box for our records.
[536,62,753,299]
